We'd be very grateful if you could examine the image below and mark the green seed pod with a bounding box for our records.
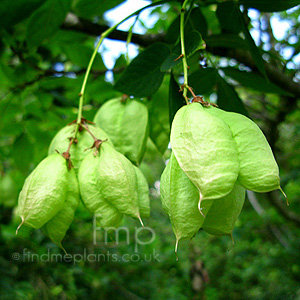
[44,167,80,251]
[205,106,280,192]
[78,150,123,228]
[93,97,149,165]
[160,153,212,250]
[78,143,141,223]
[202,183,246,237]
[134,166,150,218]
[170,103,239,204]
[160,157,171,217]
[48,124,112,172]
[17,153,68,230]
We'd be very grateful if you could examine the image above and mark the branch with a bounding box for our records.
[208,47,300,99]
[62,14,300,99]
[1,67,124,101]
[62,13,165,48]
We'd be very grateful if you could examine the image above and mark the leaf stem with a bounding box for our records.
[126,14,140,64]
[180,0,190,105]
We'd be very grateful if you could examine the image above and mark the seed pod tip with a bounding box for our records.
[175,240,179,261]
[279,186,289,206]
[16,216,25,235]
[138,215,144,227]
[198,193,205,217]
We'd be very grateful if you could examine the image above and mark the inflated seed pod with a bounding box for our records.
[134,166,150,218]
[202,183,246,237]
[160,158,171,217]
[44,167,80,250]
[78,150,123,228]
[17,153,68,230]
[48,124,112,172]
[160,153,212,250]
[205,106,280,192]
[93,97,149,165]
[78,143,141,222]
[170,103,239,204]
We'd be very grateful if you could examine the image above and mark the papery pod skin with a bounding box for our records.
[44,167,80,250]
[160,158,171,217]
[48,124,112,172]
[93,97,149,165]
[205,106,280,192]
[134,166,150,218]
[17,153,68,229]
[160,153,213,246]
[94,143,140,219]
[78,151,123,228]
[170,103,239,202]
[79,143,140,220]
[203,183,246,237]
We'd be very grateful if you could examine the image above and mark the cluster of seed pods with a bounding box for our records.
[161,102,284,251]
[16,97,150,252]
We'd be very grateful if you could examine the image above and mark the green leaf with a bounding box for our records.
[216,2,242,34]
[237,6,267,78]
[165,7,208,44]
[216,75,248,116]
[61,44,106,70]
[205,34,247,50]
[188,67,218,95]
[238,0,300,12]
[0,0,45,29]
[26,0,71,49]
[221,67,292,95]
[114,43,170,97]
[161,31,205,72]
[11,133,34,172]
[169,72,186,127]
[216,2,267,78]
[188,7,208,38]
[73,0,123,18]
[113,54,127,82]
[147,76,170,154]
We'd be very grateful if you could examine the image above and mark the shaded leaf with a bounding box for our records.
[237,6,267,78]
[217,75,248,116]
[147,76,170,154]
[61,44,106,70]
[0,0,44,29]
[11,133,34,172]
[205,34,247,49]
[73,0,123,18]
[26,0,71,48]
[161,31,205,71]
[239,0,300,12]
[165,7,208,43]
[114,43,170,97]
[188,7,208,38]
[188,67,218,95]
[222,67,292,95]
[169,72,185,127]
[216,2,242,34]
[113,54,127,82]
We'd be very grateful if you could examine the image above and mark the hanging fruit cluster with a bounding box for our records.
[160,100,285,251]
[16,96,150,252]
